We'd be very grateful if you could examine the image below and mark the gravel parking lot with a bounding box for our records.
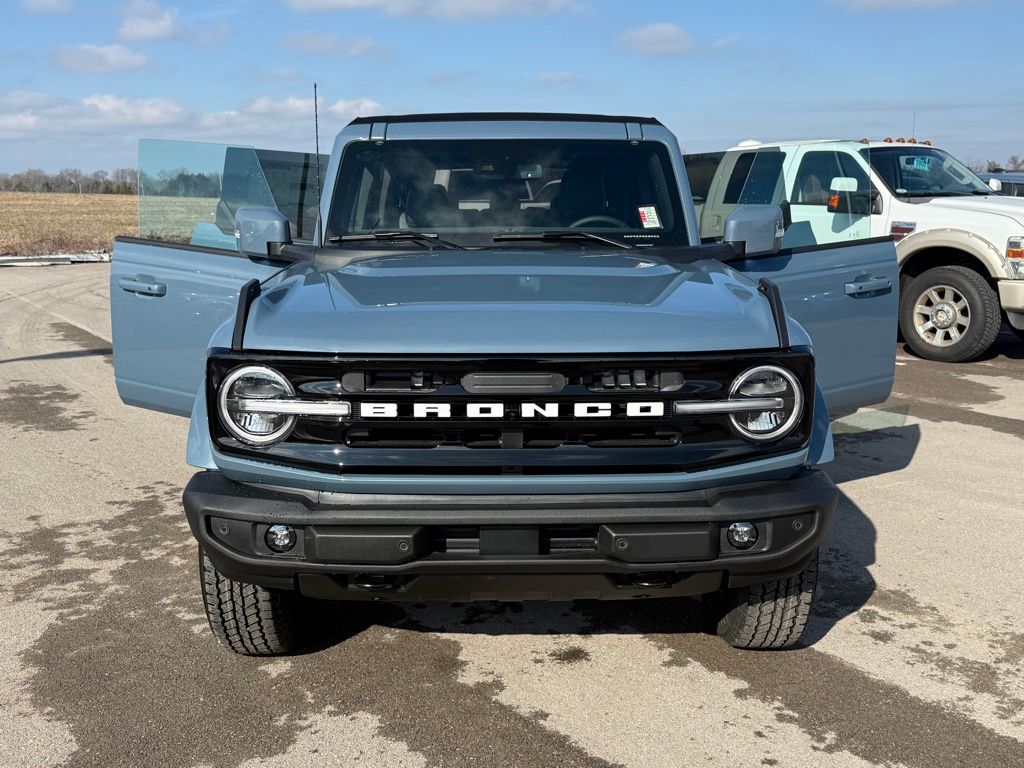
[1,262,1022,768]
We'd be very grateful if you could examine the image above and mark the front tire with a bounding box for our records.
[899,266,1000,362]
[709,550,818,650]
[199,549,301,656]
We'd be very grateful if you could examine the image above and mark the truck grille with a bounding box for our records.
[207,352,814,474]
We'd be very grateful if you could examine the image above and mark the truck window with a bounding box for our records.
[328,138,689,247]
[792,151,869,205]
[684,152,724,203]
[863,146,990,197]
[721,151,785,206]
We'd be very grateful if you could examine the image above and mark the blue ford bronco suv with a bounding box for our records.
[111,113,898,655]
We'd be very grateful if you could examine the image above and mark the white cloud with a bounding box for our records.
[82,94,187,125]
[286,0,574,19]
[0,91,186,141]
[54,44,147,72]
[118,0,182,41]
[621,23,694,55]
[21,0,73,11]
[284,32,379,55]
[0,89,384,166]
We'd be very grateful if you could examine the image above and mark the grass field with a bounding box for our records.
[0,192,137,256]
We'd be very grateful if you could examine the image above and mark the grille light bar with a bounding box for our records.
[229,399,353,417]
[673,398,784,415]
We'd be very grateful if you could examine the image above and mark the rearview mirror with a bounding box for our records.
[235,206,292,258]
[988,178,1003,193]
[723,205,784,257]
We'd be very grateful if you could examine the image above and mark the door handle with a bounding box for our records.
[845,277,891,296]
[118,277,166,297]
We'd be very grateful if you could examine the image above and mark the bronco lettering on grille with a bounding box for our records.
[358,402,667,419]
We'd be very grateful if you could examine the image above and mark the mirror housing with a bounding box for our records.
[235,206,292,258]
[827,186,877,216]
[723,204,784,257]
[988,178,1003,193]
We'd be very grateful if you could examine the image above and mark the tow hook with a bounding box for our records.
[630,572,673,589]
[350,574,400,592]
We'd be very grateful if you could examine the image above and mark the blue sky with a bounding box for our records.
[2,0,1021,172]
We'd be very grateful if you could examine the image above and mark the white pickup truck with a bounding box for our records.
[687,140,1024,362]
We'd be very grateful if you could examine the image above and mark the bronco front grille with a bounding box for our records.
[207,352,814,475]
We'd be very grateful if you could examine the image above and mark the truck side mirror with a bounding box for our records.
[235,206,292,259]
[988,178,1003,193]
[723,205,784,257]
[827,177,874,216]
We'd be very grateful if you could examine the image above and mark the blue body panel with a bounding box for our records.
[110,240,282,416]
[732,239,898,413]
[244,254,783,355]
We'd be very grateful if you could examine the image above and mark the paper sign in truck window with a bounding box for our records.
[638,205,661,229]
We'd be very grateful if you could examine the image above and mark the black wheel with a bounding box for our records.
[899,266,1000,362]
[707,550,818,650]
[199,549,301,656]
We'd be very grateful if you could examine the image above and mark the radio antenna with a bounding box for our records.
[314,82,323,246]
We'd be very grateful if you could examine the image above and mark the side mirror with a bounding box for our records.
[235,206,292,258]
[723,204,784,257]
[827,178,874,216]
[988,178,1003,193]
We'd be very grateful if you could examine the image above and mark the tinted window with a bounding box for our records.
[328,139,688,247]
[722,153,755,205]
[684,152,724,202]
[793,151,870,205]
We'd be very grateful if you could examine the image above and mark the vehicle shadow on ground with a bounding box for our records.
[900,327,1024,363]
[303,422,922,653]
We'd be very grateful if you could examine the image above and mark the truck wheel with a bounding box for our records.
[199,549,301,655]
[708,550,818,650]
[899,266,1000,362]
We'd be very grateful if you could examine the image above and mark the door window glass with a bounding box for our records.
[137,140,324,250]
[793,151,870,205]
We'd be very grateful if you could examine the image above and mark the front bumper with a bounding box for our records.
[183,469,837,601]
[999,279,1024,313]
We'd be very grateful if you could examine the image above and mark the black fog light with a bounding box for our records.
[266,524,297,553]
[727,522,758,550]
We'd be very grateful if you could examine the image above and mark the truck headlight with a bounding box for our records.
[727,365,803,442]
[218,365,297,446]
[1007,237,1024,278]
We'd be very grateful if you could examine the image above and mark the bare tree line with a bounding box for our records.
[966,155,1024,173]
[0,168,138,195]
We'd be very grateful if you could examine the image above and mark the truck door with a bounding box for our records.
[111,140,315,416]
[727,143,898,413]
[784,144,876,248]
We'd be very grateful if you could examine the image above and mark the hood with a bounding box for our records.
[921,195,1024,226]
[244,249,782,354]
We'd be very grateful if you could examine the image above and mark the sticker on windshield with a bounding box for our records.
[912,156,931,171]
[638,205,661,229]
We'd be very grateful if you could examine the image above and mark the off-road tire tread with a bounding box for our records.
[199,549,297,656]
[715,551,818,650]
[900,266,1000,362]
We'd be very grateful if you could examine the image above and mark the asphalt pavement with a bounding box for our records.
[1,263,1022,768]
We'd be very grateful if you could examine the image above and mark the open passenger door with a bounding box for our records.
[111,140,323,416]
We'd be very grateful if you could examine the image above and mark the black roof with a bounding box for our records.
[348,112,662,126]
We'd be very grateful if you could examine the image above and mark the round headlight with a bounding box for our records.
[218,365,296,446]
[728,365,803,442]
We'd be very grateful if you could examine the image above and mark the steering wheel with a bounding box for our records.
[569,214,629,229]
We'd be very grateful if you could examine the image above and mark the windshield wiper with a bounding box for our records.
[328,231,462,249]
[492,231,634,250]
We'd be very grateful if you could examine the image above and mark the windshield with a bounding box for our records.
[326,139,688,247]
[863,146,990,198]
